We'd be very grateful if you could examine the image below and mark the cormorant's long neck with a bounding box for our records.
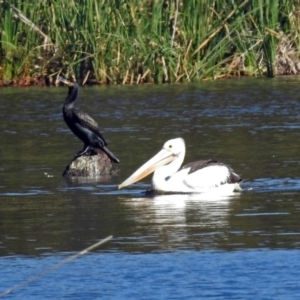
[64,84,79,108]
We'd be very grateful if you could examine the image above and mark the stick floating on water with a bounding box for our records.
[0,235,113,298]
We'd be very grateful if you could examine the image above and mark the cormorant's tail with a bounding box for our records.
[102,146,120,163]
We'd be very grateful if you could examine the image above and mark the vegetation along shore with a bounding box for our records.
[1,0,300,86]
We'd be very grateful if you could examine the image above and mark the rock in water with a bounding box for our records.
[62,149,118,177]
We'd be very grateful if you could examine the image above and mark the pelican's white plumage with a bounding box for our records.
[118,138,242,194]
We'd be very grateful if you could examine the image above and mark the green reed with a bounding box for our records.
[0,0,299,85]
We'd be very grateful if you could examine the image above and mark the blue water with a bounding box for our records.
[1,250,300,299]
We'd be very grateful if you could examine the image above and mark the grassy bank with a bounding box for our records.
[1,0,300,86]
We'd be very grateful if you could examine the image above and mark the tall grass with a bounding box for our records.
[0,0,299,85]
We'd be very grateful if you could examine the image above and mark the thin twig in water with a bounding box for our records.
[0,235,113,298]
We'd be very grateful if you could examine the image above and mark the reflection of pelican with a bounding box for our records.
[120,192,240,244]
[119,138,242,194]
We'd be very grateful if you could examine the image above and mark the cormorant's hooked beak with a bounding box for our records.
[57,76,74,87]
[118,148,175,189]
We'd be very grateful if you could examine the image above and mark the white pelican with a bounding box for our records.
[118,138,242,194]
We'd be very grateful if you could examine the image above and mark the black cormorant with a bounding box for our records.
[58,76,120,163]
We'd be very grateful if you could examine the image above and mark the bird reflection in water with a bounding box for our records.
[120,192,241,249]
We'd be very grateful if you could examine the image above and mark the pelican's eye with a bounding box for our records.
[168,144,172,149]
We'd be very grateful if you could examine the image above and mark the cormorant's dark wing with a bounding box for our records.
[73,109,106,139]
[69,108,120,163]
